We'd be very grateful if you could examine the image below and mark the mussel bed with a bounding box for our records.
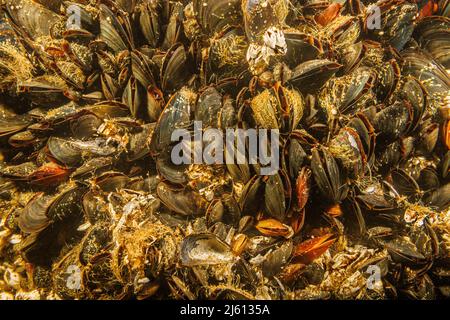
[0,0,449,300]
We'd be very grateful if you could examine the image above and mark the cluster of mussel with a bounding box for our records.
[0,0,449,300]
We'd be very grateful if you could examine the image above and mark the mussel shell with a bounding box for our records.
[46,186,85,222]
[150,88,195,155]
[365,1,417,51]
[83,253,125,299]
[157,182,207,216]
[206,194,241,226]
[417,167,440,192]
[96,172,130,192]
[160,43,191,93]
[70,114,102,139]
[0,114,32,138]
[373,101,410,144]
[71,157,114,180]
[401,49,450,109]
[99,4,133,52]
[390,168,421,200]
[82,190,111,224]
[138,2,161,48]
[284,32,322,68]
[195,87,223,128]
[79,224,112,266]
[262,240,293,277]
[288,59,342,94]
[194,0,242,35]
[156,152,189,185]
[18,193,52,234]
[264,172,289,220]
[239,175,264,215]
[383,237,427,267]
[286,138,307,181]
[422,183,450,210]
[414,16,450,69]
[311,147,349,203]
[180,233,235,266]
[5,0,63,39]
[127,123,154,161]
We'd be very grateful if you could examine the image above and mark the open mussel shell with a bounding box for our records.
[348,114,376,166]
[180,233,236,267]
